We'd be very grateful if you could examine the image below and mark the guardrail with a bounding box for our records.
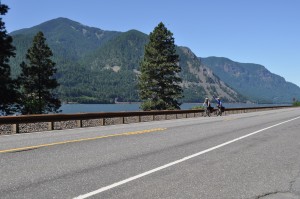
[0,106,291,135]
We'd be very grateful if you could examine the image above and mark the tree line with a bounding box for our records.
[1,3,183,115]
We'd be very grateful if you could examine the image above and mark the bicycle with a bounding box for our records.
[204,106,212,117]
[216,107,222,116]
[215,106,225,116]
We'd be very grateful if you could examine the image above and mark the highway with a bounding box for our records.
[1,108,300,199]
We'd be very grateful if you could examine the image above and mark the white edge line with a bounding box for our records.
[73,116,300,199]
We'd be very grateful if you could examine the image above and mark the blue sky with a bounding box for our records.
[2,0,300,86]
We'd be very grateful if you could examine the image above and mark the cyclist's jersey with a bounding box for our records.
[203,101,210,107]
[216,100,222,107]
[214,98,222,107]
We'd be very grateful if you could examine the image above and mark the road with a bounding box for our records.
[1,108,300,199]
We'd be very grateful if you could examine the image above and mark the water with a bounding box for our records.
[59,103,290,114]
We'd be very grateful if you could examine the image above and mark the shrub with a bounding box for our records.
[191,106,204,110]
[293,101,300,107]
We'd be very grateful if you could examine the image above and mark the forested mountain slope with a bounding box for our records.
[9,18,246,103]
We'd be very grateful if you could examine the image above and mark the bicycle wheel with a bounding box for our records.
[206,109,210,117]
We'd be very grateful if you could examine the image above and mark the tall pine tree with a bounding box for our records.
[19,31,61,114]
[138,22,183,110]
[0,3,19,115]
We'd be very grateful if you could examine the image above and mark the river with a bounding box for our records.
[59,103,290,114]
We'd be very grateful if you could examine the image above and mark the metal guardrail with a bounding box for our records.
[0,106,291,134]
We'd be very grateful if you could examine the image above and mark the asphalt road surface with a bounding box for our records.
[1,108,300,199]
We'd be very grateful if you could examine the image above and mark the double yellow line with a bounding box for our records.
[0,128,166,154]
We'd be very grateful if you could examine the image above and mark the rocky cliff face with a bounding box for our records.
[201,57,300,103]
[179,48,244,102]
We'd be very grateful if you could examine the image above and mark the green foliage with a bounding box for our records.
[191,105,204,110]
[293,101,300,107]
[182,86,207,103]
[18,32,61,114]
[138,22,183,110]
[9,34,34,77]
[0,3,19,115]
[82,30,148,71]
[57,65,139,104]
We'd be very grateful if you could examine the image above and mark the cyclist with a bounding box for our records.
[214,96,223,116]
[203,97,212,116]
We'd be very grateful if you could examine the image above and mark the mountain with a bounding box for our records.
[10,17,121,58]
[201,57,300,103]
[9,18,245,104]
[9,17,121,76]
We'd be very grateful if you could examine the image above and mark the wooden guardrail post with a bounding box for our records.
[100,118,105,126]
[76,120,83,128]
[48,122,54,130]
[12,124,19,134]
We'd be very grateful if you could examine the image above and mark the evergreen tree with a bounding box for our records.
[138,22,183,110]
[0,3,19,115]
[19,31,61,114]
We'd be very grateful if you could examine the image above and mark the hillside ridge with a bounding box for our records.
[201,56,300,103]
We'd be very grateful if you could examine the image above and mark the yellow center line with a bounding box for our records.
[0,128,167,154]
